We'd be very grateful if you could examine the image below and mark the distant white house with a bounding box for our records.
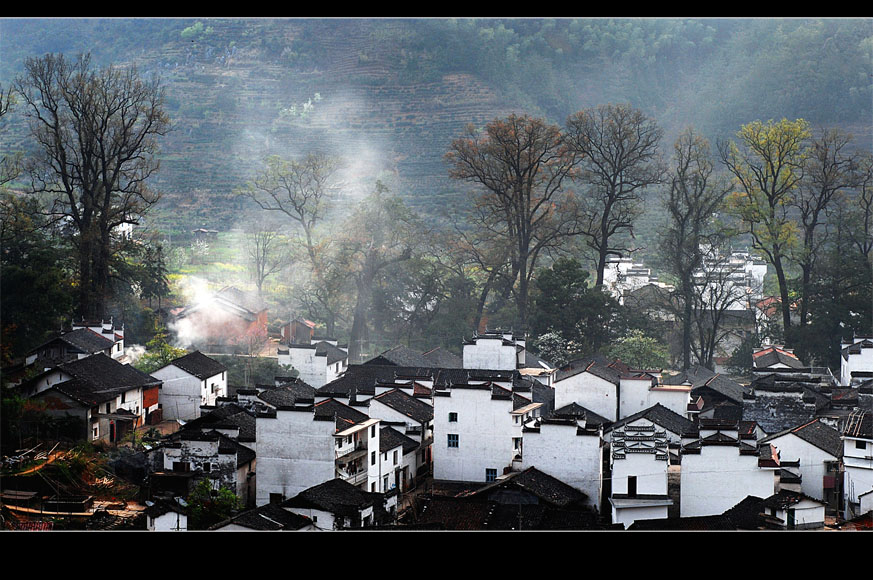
[277,340,348,389]
[151,351,227,421]
[839,337,873,386]
[462,331,526,371]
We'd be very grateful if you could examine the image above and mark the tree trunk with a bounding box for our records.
[682,281,693,369]
[773,253,793,335]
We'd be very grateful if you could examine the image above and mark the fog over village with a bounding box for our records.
[0,17,871,532]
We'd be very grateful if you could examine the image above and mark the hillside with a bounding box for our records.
[1,17,871,250]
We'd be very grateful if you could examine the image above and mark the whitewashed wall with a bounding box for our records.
[766,432,837,501]
[680,445,776,517]
[521,420,602,510]
[254,409,336,506]
[433,386,515,483]
[554,372,618,421]
[152,365,201,421]
[463,337,517,370]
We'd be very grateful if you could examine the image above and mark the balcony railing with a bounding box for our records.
[337,467,368,486]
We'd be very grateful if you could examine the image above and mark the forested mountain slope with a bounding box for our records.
[2,18,871,239]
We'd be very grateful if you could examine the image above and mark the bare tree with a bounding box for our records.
[15,53,169,319]
[659,129,733,369]
[446,113,580,328]
[792,128,859,326]
[238,152,344,334]
[0,83,21,188]
[336,182,423,362]
[719,118,811,335]
[564,103,665,288]
[689,246,749,371]
[243,225,285,296]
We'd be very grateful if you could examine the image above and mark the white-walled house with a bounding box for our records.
[463,331,525,371]
[280,477,398,530]
[553,357,623,421]
[761,490,827,530]
[520,410,604,512]
[20,353,162,442]
[25,327,120,369]
[608,422,673,529]
[151,351,227,421]
[680,419,780,518]
[840,337,873,386]
[433,381,520,484]
[758,419,842,505]
[253,402,337,506]
[842,410,873,520]
[278,340,348,389]
[147,430,257,508]
[618,372,692,420]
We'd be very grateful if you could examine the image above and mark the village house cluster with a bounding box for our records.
[4,287,872,530]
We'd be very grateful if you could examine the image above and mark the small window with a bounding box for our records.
[485,468,497,482]
[447,434,459,448]
[269,493,283,504]
[448,412,458,422]
[371,451,376,465]
[856,440,868,450]
[371,425,376,437]
[628,475,638,496]
[393,450,398,464]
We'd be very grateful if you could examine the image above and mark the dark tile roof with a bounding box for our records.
[412,494,601,531]
[753,348,805,369]
[48,377,119,406]
[372,388,433,423]
[169,350,226,379]
[463,467,589,508]
[29,328,115,357]
[605,403,697,437]
[554,355,625,385]
[420,347,463,368]
[211,502,312,530]
[548,402,612,427]
[33,354,161,402]
[365,345,432,367]
[663,364,746,404]
[314,341,348,365]
[180,402,257,442]
[314,398,370,431]
[144,497,188,519]
[281,478,382,515]
[759,418,843,457]
[380,425,419,454]
[257,381,317,410]
[317,364,521,399]
[762,489,823,510]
